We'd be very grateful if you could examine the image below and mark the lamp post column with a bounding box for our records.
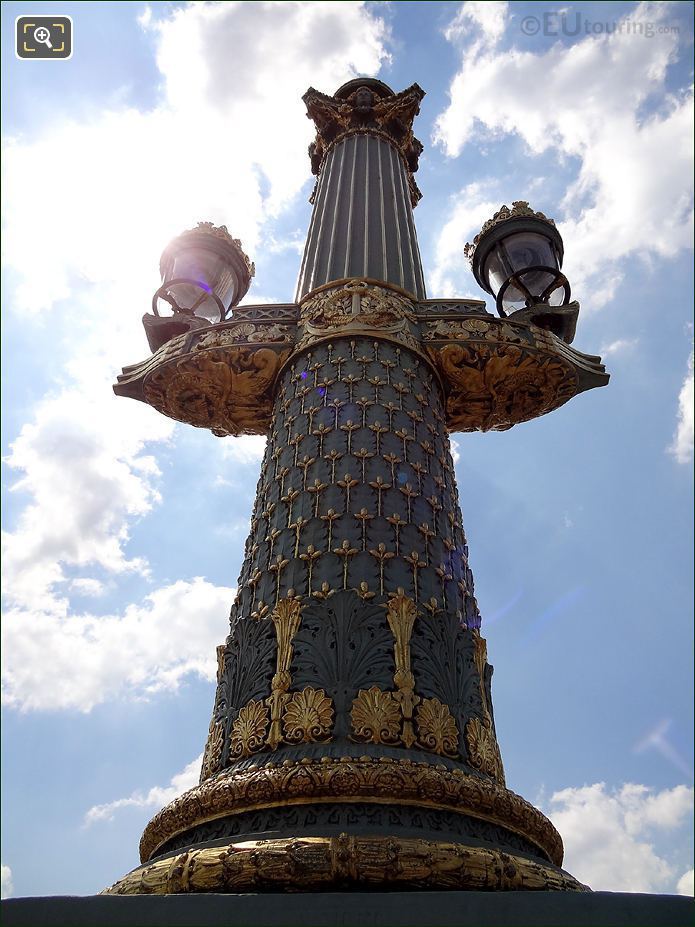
[107,78,608,896]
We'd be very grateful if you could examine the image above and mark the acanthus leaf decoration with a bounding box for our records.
[303,83,425,206]
[291,592,395,739]
[199,718,224,783]
[139,754,564,869]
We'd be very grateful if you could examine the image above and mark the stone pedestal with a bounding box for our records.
[3,891,692,927]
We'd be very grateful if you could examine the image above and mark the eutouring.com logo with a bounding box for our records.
[519,13,679,39]
[16,16,73,59]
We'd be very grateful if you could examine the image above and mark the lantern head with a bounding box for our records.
[143,223,254,352]
[465,202,578,343]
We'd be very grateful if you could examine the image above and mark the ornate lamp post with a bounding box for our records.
[107,78,608,895]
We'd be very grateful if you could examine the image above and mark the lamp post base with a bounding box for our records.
[102,835,587,895]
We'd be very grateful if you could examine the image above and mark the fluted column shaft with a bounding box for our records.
[296,135,426,300]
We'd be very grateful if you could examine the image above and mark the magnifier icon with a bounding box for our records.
[33,26,53,48]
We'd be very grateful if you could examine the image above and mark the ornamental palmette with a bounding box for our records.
[107,77,608,895]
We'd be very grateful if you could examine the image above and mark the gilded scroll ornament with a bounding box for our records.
[472,631,490,717]
[351,686,401,744]
[215,644,225,684]
[282,687,334,743]
[415,697,459,758]
[199,718,224,783]
[386,591,420,748]
[195,323,294,349]
[422,317,524,344]
[230,700,270,759]
[266,596,303,750]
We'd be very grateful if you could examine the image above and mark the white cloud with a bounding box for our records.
[434,2,693,309]
[1,4,390,711]
[429,181,503,297]
[70,578,106,597]
[599,338,639,357]
[1,864,13,900]
[677,868,694,896]
[445,0,508,47]
[85,754,202,826]
[3,3,390,317]
[220,434,268,465]
[2,387,172,614]
[668,348,694,464]
[1,578,233,712]
[546,782,694,893]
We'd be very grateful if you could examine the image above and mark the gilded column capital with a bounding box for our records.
[303,80,425,206]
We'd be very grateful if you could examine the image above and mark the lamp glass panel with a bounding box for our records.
[517,268,557,299]
[483,246,513,296]
[502,231,558,274]
[163,283,221,322]
[547,283,566,306]
[168,248,237,313]
[500,284,527,313]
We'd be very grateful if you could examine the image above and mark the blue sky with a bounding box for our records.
[2,0,693,900]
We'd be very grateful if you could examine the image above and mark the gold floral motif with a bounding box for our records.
[196,324,257,347]
[282,687,334,743]
[105,835,588,896]
[229,700,270,759]
[351,686,401,744]
[139,755,563,866]
[199,718,224,783]
[465,717,506,786]
[415,698,459,758]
